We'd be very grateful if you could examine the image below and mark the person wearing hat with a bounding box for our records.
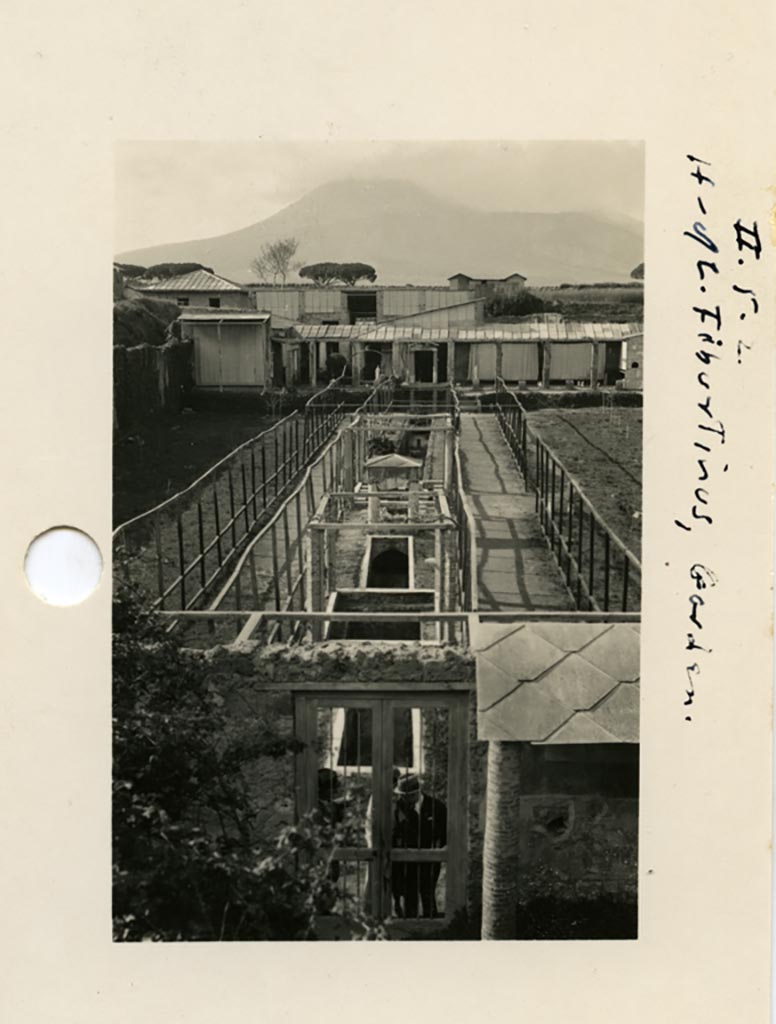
[391,773,447,919]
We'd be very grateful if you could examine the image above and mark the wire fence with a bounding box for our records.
[113,373,392,611]
[493,378,642,612]
[158,377,398,644]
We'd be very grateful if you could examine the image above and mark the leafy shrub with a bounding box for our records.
[484,290,555,319]
[113,580,385,941]
[145,262,215,280]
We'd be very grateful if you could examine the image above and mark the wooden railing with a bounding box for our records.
[182,379,398,642]
[493,378,642,612]
[158,608,640,649]
[113,372,391,612]
[449,434,479,613]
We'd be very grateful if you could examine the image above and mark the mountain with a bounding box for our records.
[116,179,644,287]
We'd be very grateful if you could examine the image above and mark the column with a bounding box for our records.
[481,741,523,940]
[541,340,552,387]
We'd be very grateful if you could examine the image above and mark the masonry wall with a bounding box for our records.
[113,339,193,434]
[202,642,638,919]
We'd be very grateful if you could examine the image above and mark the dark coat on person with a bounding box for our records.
[391,793,447,918]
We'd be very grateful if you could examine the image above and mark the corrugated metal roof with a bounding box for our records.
[294,322,642,343]
[178,310,270,322]
[133,269,245,292]
[473,622,640,743]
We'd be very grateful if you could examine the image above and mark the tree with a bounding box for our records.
[336,262,377,286]
[251,237,300,285]
[144,262,215,280]
[299,262,341,286]
[484,290,554,319]
[299,262,378,287]
[630,263,644,280]
[114,262,148,279]
[112,578,384,941]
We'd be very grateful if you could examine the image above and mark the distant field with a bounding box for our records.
[533,284,643,323]
[527,406,642,557]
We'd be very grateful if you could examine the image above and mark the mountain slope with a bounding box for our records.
[117,179,644,286]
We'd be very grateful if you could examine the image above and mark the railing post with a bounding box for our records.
[576,494,584,607]
[177,514,186,609]
[196,501,206,597]
[154,512,165,608]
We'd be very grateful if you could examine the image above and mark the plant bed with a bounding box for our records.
[114,409,285,527]
[526,407,642,560]
[514,896,637,939]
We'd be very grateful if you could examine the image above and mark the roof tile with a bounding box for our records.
[538,713,623,744]
[540,652,620,711]
[578,627,641,681]
[478,683,572,741]
[477,626,565,682]
[477,657,523,711]
[528,621,611,652]
[588,683,640,742]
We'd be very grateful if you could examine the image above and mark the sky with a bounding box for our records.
[115,140,645,253]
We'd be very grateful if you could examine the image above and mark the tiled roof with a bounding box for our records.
[448,272,527,282]
[365,453,423,469]
[132,270,244,292]
[294,322,642,343]
[473,621,640,744]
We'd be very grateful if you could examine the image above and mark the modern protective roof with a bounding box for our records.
[132,270,245,292]
[294,322,642,343]
[177,310,270,322]
[473,621,640,743]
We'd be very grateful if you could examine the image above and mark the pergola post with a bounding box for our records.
[481,740,523,940]
[541,340,552,387]
[589,340,599,389]
[351,341,364,386]
[305,524,327,641]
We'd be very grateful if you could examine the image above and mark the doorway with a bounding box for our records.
[295,692,468,929]
[414,349,435,383]
[347,291,377,325]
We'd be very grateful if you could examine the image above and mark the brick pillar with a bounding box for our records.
[408,482,421,521]
[368,484,380,524]
[306,525,327,641]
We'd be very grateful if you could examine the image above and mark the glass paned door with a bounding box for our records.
[295,693,468,927]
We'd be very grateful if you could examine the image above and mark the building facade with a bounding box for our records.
[249,284,481,326]
[448,272,527,296]
[128,268,254,310]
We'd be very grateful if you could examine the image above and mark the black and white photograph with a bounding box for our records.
[112,139,645,941]
[5,0,776,1018]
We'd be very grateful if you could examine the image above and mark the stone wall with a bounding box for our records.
[515,744,638,901]
[200,641,638,914]
[113,339,193,435]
